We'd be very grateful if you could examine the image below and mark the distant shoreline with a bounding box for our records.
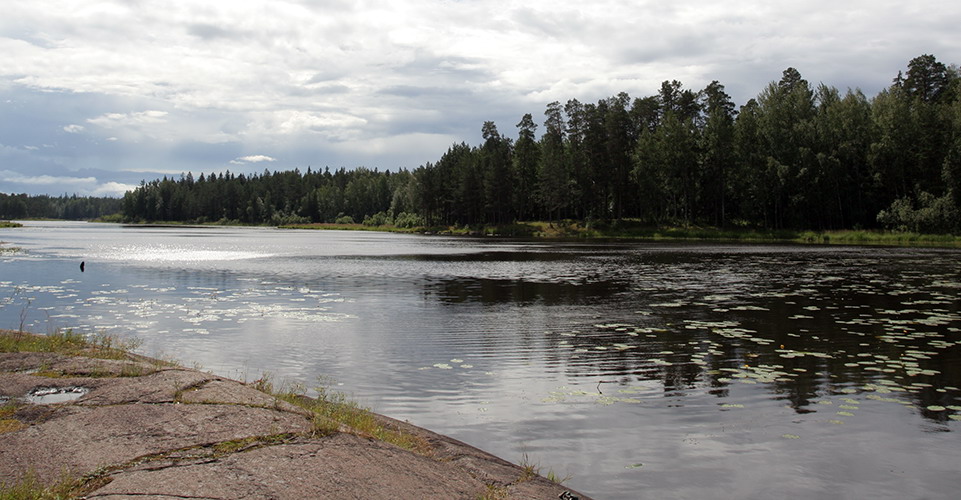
[11,218,961,248]
[279,221,961,248]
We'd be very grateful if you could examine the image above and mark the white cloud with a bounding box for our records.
[0,170,136,196]
[0,171,97,186]
[230,155,277,165]
[91,181,137,196]
[1,0,959,194]
[86,110,168,128]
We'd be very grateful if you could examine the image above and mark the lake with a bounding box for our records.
[2,221,960,499]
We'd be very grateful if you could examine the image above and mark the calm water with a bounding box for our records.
[2,221,960,499]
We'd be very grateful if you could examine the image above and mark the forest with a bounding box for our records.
[6,55,960,234]
[0,193,121,221]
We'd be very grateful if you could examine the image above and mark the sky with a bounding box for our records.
[1,0,958,197]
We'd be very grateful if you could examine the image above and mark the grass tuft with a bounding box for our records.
[517,452,540,482]
[477,484,510,500]
[0,329,141,361]
[0,470,84,500]
[251,373,431,455]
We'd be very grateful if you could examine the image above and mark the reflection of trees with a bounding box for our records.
[426,278,626,306]
[525,273,961,423]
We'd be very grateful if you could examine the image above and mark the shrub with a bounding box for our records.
[362,211,391,226]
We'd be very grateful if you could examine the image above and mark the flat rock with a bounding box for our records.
[0,349,591,499]
[0,403,313,484]
[90,434,486,499]
[0,350,160,377]
[179,379,312,417]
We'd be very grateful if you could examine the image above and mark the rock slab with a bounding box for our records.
[0,350,590,499]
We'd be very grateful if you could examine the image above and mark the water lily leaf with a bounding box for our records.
[781,434,801,439]
[626,463,644,469]
[837,411,855,417]
[926,405,947,411]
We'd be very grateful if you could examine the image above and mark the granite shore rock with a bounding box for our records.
[0,333,591,499]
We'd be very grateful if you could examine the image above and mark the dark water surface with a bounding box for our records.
[2,221,960,499]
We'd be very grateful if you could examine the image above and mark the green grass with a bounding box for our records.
[0,329,142,361]
[250,373,431,455]
[282,219,961,247]
[0,470,86,500]
[516,452,572,485]
[280,222,422,233]
[0,221,23,228]
[0,401,25,435]
[477,484,510,500]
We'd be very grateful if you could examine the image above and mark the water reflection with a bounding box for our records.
[427,277,627,305]
[1,222,960,498]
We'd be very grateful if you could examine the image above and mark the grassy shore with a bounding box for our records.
[0,221,23,228]
[76,217,961,247]
[281,220,961,247]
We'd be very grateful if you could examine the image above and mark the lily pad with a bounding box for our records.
[781,434,801,439]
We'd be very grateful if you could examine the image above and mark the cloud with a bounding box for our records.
[0,170,136,196]
[91,181,137,196]
[230,155,277,165]
[0,171,96,186]
[0,0,959,195]
[86,110,168,128]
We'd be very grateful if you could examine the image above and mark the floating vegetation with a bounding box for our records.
[781,434,801,439]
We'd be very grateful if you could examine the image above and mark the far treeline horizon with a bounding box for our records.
[2,54,960,235]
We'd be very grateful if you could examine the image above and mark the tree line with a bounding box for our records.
[78,55,961,232]
[0,193,122,221]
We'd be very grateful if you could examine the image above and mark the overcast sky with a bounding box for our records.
[1,0,958,197]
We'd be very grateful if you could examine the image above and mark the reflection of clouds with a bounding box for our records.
[3,226,961,500]
[102,246,273,263]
